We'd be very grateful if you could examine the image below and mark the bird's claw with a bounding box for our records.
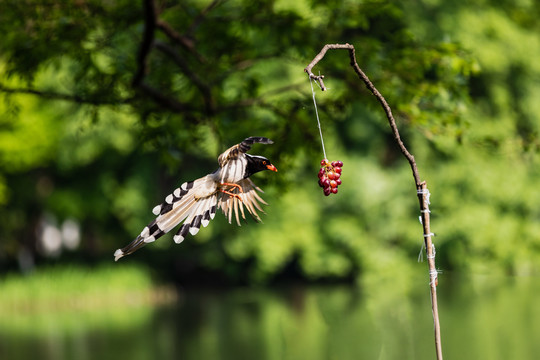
[220,189,243,201]
[220,182,244,193]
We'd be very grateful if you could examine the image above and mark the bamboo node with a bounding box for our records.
[427,244,436,259]
[417,188,431,204]
[429,268,441,286]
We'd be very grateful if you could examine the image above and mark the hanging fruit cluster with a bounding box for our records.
[318,159,344,196]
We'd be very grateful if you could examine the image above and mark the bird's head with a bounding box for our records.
[245,155,278,178]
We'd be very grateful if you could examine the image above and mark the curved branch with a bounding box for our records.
[305,43,421,186]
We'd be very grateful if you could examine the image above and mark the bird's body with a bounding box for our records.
[114,136,277,261]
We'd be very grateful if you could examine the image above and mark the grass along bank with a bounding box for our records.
[0,264,177,334]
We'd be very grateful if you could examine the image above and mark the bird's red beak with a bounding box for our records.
[267,164,278,172]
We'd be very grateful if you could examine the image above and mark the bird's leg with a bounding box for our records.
[220,182,244,193]
[219,183,243,201]
[220,189,243,201]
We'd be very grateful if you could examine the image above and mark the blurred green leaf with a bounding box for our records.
[0,0,539,285]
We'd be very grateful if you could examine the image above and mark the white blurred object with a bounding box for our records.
[39,219,62,257]
[38,214,81,257]
[61,218,80,250]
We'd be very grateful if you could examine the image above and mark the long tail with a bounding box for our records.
[114,177,218,261]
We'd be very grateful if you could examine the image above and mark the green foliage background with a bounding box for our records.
[1,0,539,285]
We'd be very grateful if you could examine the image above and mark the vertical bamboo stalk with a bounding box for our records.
[417,182,443,359]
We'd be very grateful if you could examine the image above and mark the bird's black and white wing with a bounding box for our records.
[218,136,274,166]
[217,136,273,183]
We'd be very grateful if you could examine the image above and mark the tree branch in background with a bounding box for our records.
[185,0,222,38]
[154,40,214,114]
[305,43,444,360]
[132,0,195,114]
[154,0,222,65]
[132,0,157,88]
[0,83,132,106]
[156,19,207,63]
[138,82,194,113]
[0,0,216,115]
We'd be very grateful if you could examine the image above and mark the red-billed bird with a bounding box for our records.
[114,136,277,261]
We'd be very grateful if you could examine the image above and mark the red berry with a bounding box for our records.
[330,180,337,188]
[321,159,328,166]
[334,167,342,174]
[327,171,336,180]
[334,172,340,180]
[331,187,338,194]
[336,179,342,186]
[318,168,325,178]
[331,161,337,167]
[323,187,331,196]
[322,178,330,188]
[337,160,344,167]
[318,179,324,187]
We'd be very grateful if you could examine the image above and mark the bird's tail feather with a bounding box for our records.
[114,236,147,261]
[173,195,218,243]
[114,176,217,260]
[158,193,197,233]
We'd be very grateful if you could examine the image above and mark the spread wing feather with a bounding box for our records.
[218,178,268,226]
[218,136,273,166]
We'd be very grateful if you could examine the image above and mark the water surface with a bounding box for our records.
[2,274,539,360]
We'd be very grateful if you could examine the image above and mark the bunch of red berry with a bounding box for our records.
[318,159,344,196]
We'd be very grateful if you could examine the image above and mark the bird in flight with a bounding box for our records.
[114,136,277,261]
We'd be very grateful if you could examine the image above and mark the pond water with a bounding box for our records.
[1,274,540,360]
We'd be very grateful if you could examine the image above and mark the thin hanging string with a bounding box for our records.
[309,76,327,160]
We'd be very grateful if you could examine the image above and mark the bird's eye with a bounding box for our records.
[263,161,267,165]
